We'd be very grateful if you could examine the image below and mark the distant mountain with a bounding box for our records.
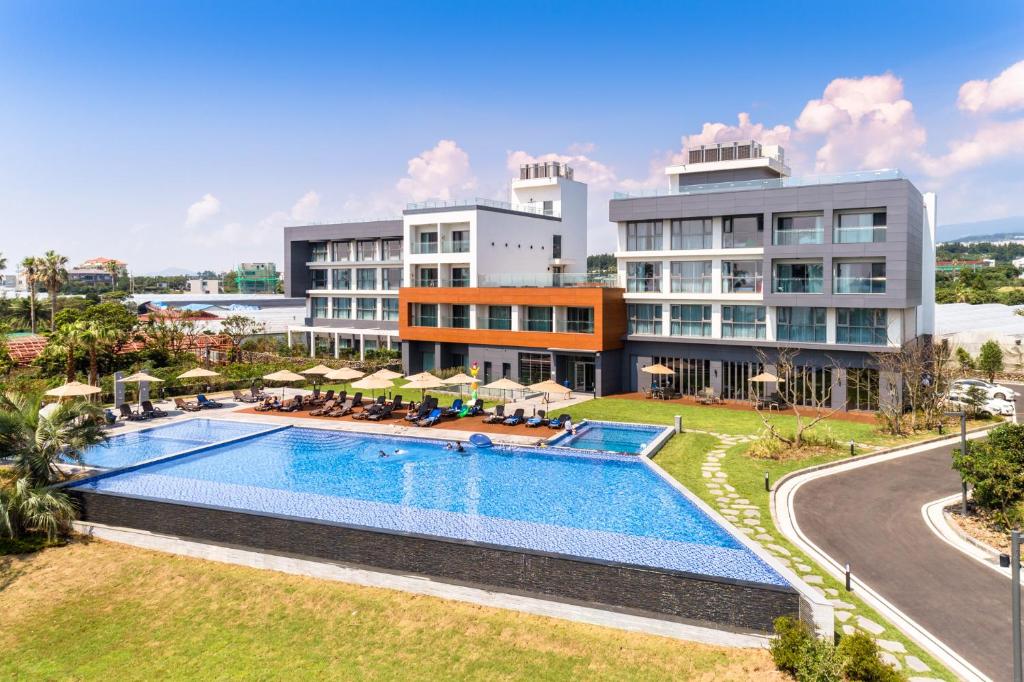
[938,216,1024,243]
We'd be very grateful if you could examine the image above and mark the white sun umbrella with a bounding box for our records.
[45,381,102,399]
[121,371,165,410]
[640,363,675,391]
[404,371,437,382]
[176,368,221,380]
[325,366,364,382]
[262,369,306,398]
[529,379,572,396]
[483,377,526,405]
[301,364,334,389]
[350,375,394,400]
[368,368,403,381]
[402,374,446,402]
[442,372,477,399]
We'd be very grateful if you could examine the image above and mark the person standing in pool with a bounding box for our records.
[563,417,575,435]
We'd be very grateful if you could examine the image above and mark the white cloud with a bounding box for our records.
[958,60,1024,114]
[396,139,476,202]
[680,113,792,159]
[289,190,320,222]
[506,148,618,190]
[185,193,221,225]
[920,118,1024,178]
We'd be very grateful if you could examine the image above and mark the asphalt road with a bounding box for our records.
[793,387,1024,681]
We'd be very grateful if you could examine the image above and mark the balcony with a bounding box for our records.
[479,316,512,331]
[612,168,904,199]
[774,277,823,294]
[410,240,439,255]
[834,276,887,294]
[409,238,471,254]
[476,273,616,288]
[409,276,471,288]
[834,225,887,244]
[773,227,823,246]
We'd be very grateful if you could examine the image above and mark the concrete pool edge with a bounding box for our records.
[66,486,801,634]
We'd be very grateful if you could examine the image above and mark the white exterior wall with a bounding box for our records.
[918,192,937,336]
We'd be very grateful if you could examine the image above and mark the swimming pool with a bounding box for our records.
[547,420,669,455]
[76,419,279,469]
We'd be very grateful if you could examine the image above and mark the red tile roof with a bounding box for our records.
[6,335,48,365]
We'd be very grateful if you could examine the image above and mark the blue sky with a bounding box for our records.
[2,1,1023,272]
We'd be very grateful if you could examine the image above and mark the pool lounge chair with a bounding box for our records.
[416,408,443,427]
[311,389,334,407]
[368,396,403,421]
[352,396,387,420]
[547,413,571,429]
[174,397,202,413]
[309,399,336,417]
[404,398,436,422]
[253,396,278,412]
[502,408,525,426]
[196,394,223,409]
[525,410,546,428]
[482,404,505,424]
[118,403,148,421]
[462,398,484,416]
[325,398,352,417]
[141,400,168,418]
[442,398,463,418]
[233,390,258,404]
[333,392,362,417]
[250,386,267,401]
[277,396,302,412]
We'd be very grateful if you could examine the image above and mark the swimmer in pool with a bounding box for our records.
[456,442,465,453]
[444,442,453,450]
[378,450,388,458]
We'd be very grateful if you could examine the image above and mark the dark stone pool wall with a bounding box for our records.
[69,489,800,633]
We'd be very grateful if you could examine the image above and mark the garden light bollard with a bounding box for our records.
[849,439,855,457]
[845,563,852,592]
[764,472,770,492]
[674,415,682,434]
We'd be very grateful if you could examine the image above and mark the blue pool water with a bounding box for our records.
[548,421,666,454]
[71,426,784,585]
[77,419,276,469]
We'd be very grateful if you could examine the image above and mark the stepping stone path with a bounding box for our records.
[690,428,931,676]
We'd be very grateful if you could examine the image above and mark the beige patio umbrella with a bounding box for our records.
[45,381,102,399]
[402,374,446,402]
[121,371,165,410]
[350,375,394,400]
[325,366,364,382]
[483,377,525,405]
[748,371,783,399]
[368,368,403,381]
[404,371,437,382]
[262,369,306,398]
[529,379,572,396]
[640,363,675,391]
[301,363,333,376]
[177,368,221,380]
[442,372,477,399]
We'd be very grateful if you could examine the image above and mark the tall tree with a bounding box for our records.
[79,320,118,388]
[0,252,7,271]
[51,321,85,383]
[103,260,121,290]
[20,256,39,334]
[977,340,1005,383]
[38,251,69,332]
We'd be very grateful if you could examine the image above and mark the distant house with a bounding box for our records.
[935,259,994,273]
[187,279,221,295]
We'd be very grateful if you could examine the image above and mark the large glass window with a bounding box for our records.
[834,262,886,294]
[310,269,328,290]
[787,366,833,406]
[626,221,663,251]
[721,361,763,400]
[774,214,824,245]
[836,308,887,345]
[356,298,377,320]
[565,307,594,333]
[518,352,551,386]
[834,211,886,244]
[331,241,351,261]
[648,357,711,396]
[671,218,712,250]
[626,261,662,292]
[627,304,662,336]
[416,267,438,287]
[670,261,711,293]
[485,305,512,330]
[448,230,470,253]
[721,305,766,339]
[774,262,824,293]
[310,242,329,262]
[525,306,553,332]
[721,261,763,293]
[356,268,376,290]
[356,240,377,261]
[331,268,351,290]
[414,303,438,327]
[451,304,469,329]
[552,234,562,259]
[382,239,402,261]
[670,304,711,337]
[416,231,438,254]
[382,267,401,290]
[847,368,879,410]
[722,215,763,248]
[310,297,328,318]
[381,298,398,321]
[331,297,351,319]
[777,307,827,342]
[451,266,470,287]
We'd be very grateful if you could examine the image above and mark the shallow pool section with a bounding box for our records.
[70,426,783,586]
[548,420,668,455]
[76,419,277,469]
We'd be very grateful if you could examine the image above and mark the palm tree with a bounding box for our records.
[0,252,7,271]
[51,321,86,382]
[20,256,39,334]
[79,320,117,388]
[103,260,121,291]
[38,250,68,333]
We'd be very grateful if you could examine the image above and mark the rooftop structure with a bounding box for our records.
[236,262,279,294]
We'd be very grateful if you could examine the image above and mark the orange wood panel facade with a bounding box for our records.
[399,287,626,352]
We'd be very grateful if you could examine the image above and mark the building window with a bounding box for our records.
[356,268,376,291]
[484,305,512,330]
[626,261,662,293]
[310,297,328,318]
[451,304,469,329]
[774,214,824,245]
[564,307,594,333]
[518,352,551,386]
[777,307,826,342]
[721,305,766,339]
[525,306,553,332]
[381,298,398,321]
[671,218,712,250]
[670,260,711,293]
[310,242,329,262]
[722,215,763,248]
[450,266,470,287]
[787,366,833,407]
[449,230,470,253]
[331,268,351,290]
[835,262,886,294]
[834,211,886,244]
[356,240,377,261]
[483,361,492,384]
[669,304,711,337]
[356,298,377,320]
[648,357,711,396]
[331,297,351,319]
[552,234,562,259]
[721,361,763,400]
[627,303,662,336]
[331,241,351,261]
[417,267,438,287]
[774,262,824,294]
[382,267,402,290]
[721,261,763,293]
[836,308,887,345]
[382,239,402,261]
[626,221,663,251]
[310,269,328,290]
[414,303,438,327]
[542,200,554,216]
[847,367,879,410]
[416,231,438,254]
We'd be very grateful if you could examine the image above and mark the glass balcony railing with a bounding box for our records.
[407,277,471,288]
[773,277,824,294]
[410,241,439,255]
[444,239,470,253]
[721,276,763,294]
[834,277,887,294]
[773,228,824,246]
[555,319,595,334]
[612,168,904,199]
[833,225,887,244]
[479,316,513,330]
[477,273,617,288]
[406,197,560,218]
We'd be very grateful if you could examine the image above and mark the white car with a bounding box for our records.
[951,379,1018,402]
[945,392,1015,417]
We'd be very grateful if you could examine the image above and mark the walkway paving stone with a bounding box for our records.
[835,610,852,622]
[879,651,901,670]
[856,615,885,635]
[904,655,930,672]
[876,639,906,653]
[766,544,791,556]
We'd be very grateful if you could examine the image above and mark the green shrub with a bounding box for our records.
[771,618,905,682]
[953,422,1024,527]
[838,632,905,681]
[770,616,811,676]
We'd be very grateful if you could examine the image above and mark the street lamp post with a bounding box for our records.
[945,409,969,517]
[1010,530,1023,682]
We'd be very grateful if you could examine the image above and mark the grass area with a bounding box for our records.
[0,540,784,681]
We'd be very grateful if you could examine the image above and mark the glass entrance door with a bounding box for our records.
[572,359,595,392]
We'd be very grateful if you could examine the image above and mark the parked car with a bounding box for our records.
[950,379,1018,402]
[944,392,1015,417]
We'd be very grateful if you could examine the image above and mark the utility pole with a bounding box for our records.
[1012,531,1022,682]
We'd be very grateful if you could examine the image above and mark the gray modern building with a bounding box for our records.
[609,140,937,410]
[283,219,404,357]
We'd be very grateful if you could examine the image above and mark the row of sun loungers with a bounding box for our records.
[482,405,570,429]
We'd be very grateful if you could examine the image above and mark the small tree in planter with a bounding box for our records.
[977,340,1004,382]
[956,347,975,374]
[753,347,842,450]
[953,422,1024,527]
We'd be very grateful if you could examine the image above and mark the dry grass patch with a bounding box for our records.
[1,539,784,681]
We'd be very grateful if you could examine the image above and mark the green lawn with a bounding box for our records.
[0,541,784,681]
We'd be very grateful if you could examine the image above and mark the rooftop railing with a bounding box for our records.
[612,168,904,200]
[405,197,560,218]
[476,273,617,288]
